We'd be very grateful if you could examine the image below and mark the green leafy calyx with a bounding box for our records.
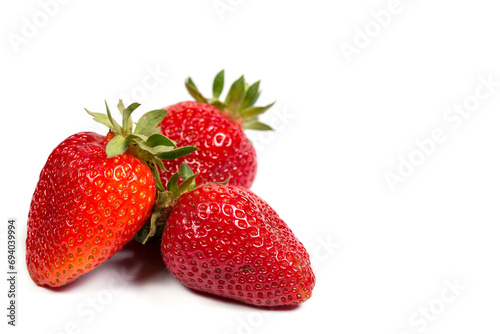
[86,100,197,189]
[185,70,275,131]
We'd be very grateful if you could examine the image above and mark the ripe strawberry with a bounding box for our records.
[26,101,197,287]
[159,70,275,189]
[161,180,315,306]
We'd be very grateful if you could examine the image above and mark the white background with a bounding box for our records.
[1,0,500,333]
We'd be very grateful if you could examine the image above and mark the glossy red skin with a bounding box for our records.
[26,132,156,287]
[161,184,315,306]
[159,101,257,188]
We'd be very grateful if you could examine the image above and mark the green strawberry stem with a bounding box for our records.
[86,100,198,244]
[133,162,201,244]
[185,70,275,131]
[134,162,230,244]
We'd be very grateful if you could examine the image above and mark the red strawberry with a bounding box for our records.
[159,70,274,189]
[26,101,197,287]
[161,181,315,306]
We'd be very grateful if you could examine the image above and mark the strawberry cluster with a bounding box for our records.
[26,71,316,307]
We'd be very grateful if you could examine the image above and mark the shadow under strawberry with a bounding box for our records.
[106,239,167,285]
[50,239,169,292]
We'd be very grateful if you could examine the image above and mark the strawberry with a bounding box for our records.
[158,70,275,189]
[26,101,197,287]
[160,173,315,306]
